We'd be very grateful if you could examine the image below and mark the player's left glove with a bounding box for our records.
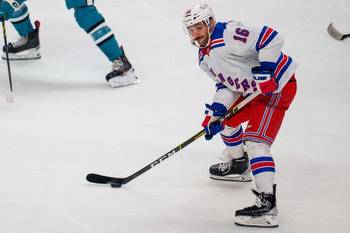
[252,66,278,95]
[0,0,23,20]
[201,102,226,140]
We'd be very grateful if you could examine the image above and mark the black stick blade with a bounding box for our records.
[327,23,349,40]
[86,173,114,184]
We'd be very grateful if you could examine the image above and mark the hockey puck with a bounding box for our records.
[110,182,122,188]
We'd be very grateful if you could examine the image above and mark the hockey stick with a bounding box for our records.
[327,23,350,41]
[1,19,14,103]
[86,91,259,188]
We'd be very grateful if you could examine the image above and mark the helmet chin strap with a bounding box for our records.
[190,21,213,48]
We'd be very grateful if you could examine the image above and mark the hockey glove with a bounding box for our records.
[252,66,278,95]
[201,102,226,140]
[0,0,23,20]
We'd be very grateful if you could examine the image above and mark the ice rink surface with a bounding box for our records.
[1,0,350,232]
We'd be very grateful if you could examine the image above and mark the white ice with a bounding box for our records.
[1,0,350,232]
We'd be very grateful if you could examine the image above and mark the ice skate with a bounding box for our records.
[2,21,41,60]
[209,152,252,182]
[235,185,278,228]
[106,46,140,88]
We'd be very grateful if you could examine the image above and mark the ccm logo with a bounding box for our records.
[151,150,176,167]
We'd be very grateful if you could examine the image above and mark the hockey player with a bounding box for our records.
[183,3,298,228]
[0,0,40,60]
[65,0,140,88]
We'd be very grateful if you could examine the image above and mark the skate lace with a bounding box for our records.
[11,36,28,48]
[218,161,231,172]
[112,58,125,71]
[242,194,264,211]
[255,195,263,207]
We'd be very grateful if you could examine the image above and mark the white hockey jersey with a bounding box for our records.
[198,21,298,106]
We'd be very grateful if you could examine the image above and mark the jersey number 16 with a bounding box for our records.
[233,28,249,43]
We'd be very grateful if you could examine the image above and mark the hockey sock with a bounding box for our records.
[73,6,123,61]
[220,125,244,159]
[9,4,34,37]
[246,141,275,194]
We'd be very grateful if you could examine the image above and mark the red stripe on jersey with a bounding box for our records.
[211,38,224,44]
[259,27,273,49]
[210,38,225,48]
[273,55,288,79]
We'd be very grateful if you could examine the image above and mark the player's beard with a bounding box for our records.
[192,35,210,48]
[195,37,209,47]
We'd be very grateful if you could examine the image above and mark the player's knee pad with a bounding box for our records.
[245,141,272,159]
[73,6,104,32]
[65,0,94,9]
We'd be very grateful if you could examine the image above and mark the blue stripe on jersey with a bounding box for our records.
[275,56,292,83]
[215,83,227,91]
[211,43,225,50]
[210,22,227,40]
[260,61,277,71]
[272,53,292,83]
[275,52,284,64]
[255,26,278,52]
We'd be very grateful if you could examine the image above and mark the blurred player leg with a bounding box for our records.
[65,0,140,87]
[234,141,278,227]
[235,79,297,227]
[1,3,40,60]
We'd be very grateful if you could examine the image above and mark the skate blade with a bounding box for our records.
[108,78,141,88]
[209,174,252,182]
[108,69,141,88]
[2,48,41,61]
[235,215,278,228]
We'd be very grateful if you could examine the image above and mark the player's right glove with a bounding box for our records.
[252,66,277,95]
[201,102,226,140]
